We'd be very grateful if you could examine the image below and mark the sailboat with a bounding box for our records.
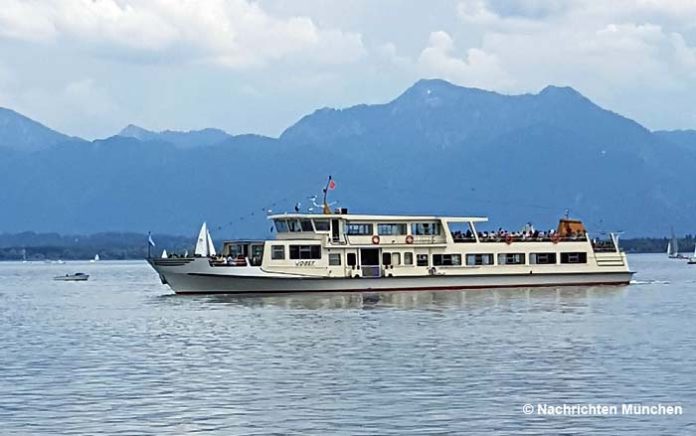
[194,222,217,257]
[667,229,680,259]
[688,244,696,265]
[90,254,100,263]
[161,249,168,258]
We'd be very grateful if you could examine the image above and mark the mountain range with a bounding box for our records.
[1,79,695,237]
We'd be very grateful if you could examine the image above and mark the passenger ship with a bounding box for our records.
[148,208,633,294]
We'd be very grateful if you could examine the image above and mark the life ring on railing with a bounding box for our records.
[551,234,560,244]
[505,234,512,245]
[405,235,414,244]
[372,235,381,245]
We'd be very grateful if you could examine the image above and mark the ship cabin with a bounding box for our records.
[213,212,624,278]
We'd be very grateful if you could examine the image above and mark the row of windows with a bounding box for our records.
[275,219,329,233]
[344,222,442,236]
[272,245,322,260]
[466,252,587,266]
[271,247,587,266]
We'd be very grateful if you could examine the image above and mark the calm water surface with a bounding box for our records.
[1,254,695,435]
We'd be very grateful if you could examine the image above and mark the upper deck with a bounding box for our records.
[268,212,488,245]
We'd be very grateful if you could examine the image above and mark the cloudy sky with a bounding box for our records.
[1,0,696,139]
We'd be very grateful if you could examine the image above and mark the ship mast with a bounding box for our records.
[322,175,334,214]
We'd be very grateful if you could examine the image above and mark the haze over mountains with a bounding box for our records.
[1,79,695,237]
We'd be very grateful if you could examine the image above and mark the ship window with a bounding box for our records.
[433,254,462,266]
[271,245,285,260]
[300,219,314,232]
[347,253,357,267]
[560,252,587,264]
[378,223,407,235]
[530,253,557,264]
[466,254,494,266]
[412,222,440,236]
[274,220,289,233]
[313,219,330,231]
[287,220,302,232]
[417,254,429,266]
[392,252,401,266]
[346,223,373,235]
[329,253,341,265]
[289,245,321,259]
[498,253,525,265]
[382,252,392,266]
[404,252,413,265]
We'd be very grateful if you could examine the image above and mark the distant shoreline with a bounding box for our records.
[1,232,691,260]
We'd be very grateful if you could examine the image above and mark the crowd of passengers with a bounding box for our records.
[209,254,248,266]
[452,223,587,242]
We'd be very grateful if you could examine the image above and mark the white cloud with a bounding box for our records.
[0,1,57,42]
[417,31,515,90]
[3,0,696,137]
[0,0,365,68]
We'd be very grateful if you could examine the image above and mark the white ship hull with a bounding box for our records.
[149,258,632,295]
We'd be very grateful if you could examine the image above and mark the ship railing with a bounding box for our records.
[592,243,618,253]
[478,235,589,243]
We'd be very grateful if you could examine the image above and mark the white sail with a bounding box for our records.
[666,241,671,256]
[670,228,679,256]
[94,254,100,261]
[161,249,168,258]
[206,228,217,256]
[195,222,209,256]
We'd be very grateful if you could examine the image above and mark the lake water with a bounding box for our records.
[0,254,694,435]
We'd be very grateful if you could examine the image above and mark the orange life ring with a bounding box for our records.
[405,235,414,244]
[551,234,560,244]
[372,235,380,245]
[505,234,512,245]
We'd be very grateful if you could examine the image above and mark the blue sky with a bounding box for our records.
[1,0,696,139]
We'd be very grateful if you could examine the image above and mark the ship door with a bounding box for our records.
[331,219,340,243]
[360,248,381,278]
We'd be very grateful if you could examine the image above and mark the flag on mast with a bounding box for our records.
[148,232,156,247]
[328,179,336,190]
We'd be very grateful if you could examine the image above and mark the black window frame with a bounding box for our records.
[466,254,494,266]
[403,252,413,265]
[329,253,342,266]
[498,253,525,265]
[274,220,289,233]
[531,252,557,265]
[313,219,330,231]
[412,222,441,236]
[287,220,302,232]
[345,222,374,236]
[560,252,587,264]
[382,252,392,266]
[289,245,322,260]
[271,245,285,260]
[300,219,314,232]
[378,223,407,236]
[433,254,462,266]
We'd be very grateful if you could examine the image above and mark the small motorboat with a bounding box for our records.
[54,273,90,281]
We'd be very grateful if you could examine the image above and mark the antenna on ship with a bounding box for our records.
[322,175,336,214]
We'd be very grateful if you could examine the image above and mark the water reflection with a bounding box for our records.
[170,286,628,311]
